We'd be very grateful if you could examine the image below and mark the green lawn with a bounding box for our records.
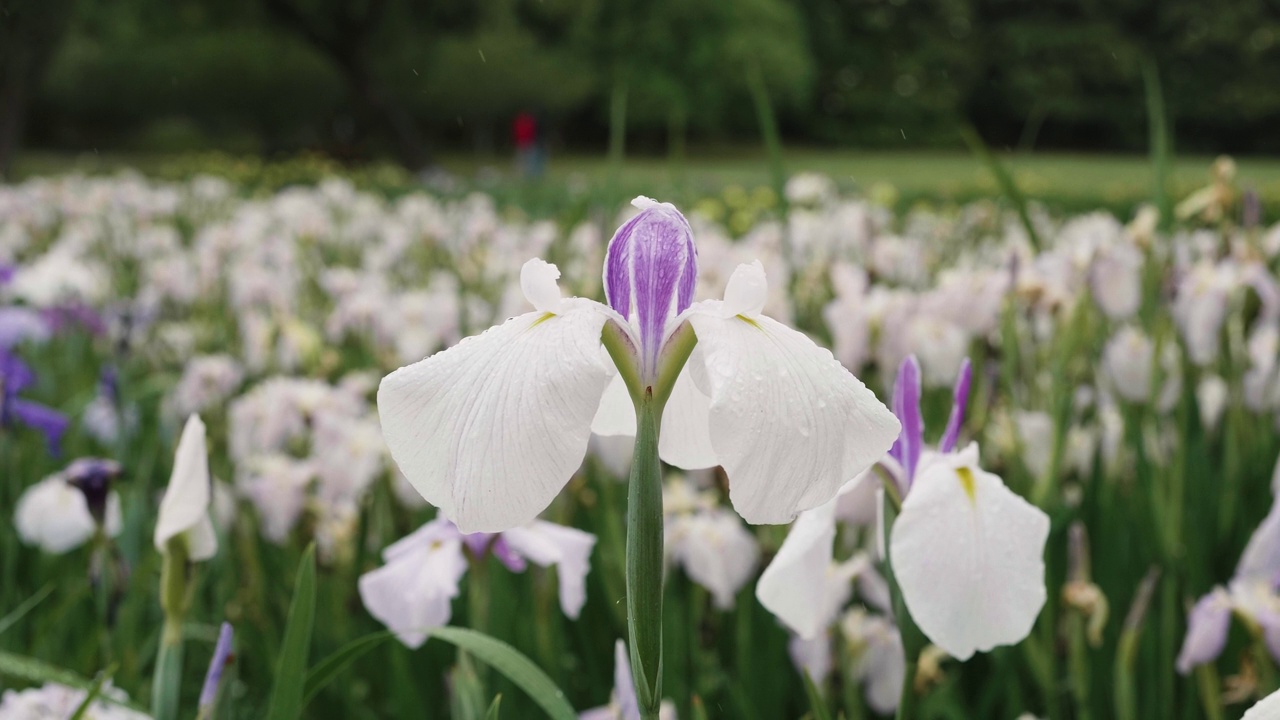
[16,147,1280,216]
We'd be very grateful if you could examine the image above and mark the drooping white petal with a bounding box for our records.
[1244,687,1280,720]
[841,609,905,715]
[358,536,468,649]
[788,633,832,684]
[657,355,717,469]
[502,520,597,618]
[1237,497,1280,582]
[154,414,218,561]
[14,478,120,554]
[889,444,1050,660]
[669,509,759,610]
[379,289,619,532]
[757,497,860,639]
[687,262,900,524]
[591,372,636,436]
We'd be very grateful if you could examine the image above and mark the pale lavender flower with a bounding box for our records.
[359,516,596,648]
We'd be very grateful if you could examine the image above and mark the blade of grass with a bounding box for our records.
[265,544,317,720]
[429,626,576,720]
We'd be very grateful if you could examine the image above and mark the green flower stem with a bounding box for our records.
[153,539,189,720]
[880,489,927,720]
[627,394,664,720]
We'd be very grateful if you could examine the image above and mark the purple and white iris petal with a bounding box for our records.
[1175,588,1232,675]
[501,520,597,619]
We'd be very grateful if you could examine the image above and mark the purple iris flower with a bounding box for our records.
[0,347,70,456]
[0,264,14,285]
[199,622,236,712]
[41,303,107,338]
[886,355,972,494]
[64,458,123,526]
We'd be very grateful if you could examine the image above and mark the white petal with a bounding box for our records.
[723,261,768,317]
[502,520,597,618]
[521,259,564,314]
[379,299,617,532]
[591,372,636,436]
[358,537,468,649]
[889,447,1050,660]
[155,415,216,560]
[687,293,900,524]
[788,633,832,684]
[658,357,718,469]
[671,509,759,610]
[14,478,97,554]
[1237,498,1280,582]
[757,498,845,639]
[1245,688,1280,720]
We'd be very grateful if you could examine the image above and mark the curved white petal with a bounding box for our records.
[357,537,468,649]
[658,356,718,469]
[502,520,597,618]
[788,633,832,684]
[591,372,636,436]
[671,509,759,610]
[889,445,1050,660]
[1245,687,1280,720]
[1238,498,1280,582]
[14,478,99,554]
[379,298,618,532]
[155,415,217,560]
[687,264,899,524]
[521,259,565,314]
[756,497,850,639]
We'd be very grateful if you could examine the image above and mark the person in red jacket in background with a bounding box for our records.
[513,110,544,179]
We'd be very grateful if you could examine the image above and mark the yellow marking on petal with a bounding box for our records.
[736,314,762,329]
[956,466,977,503]
[529,312,556,328]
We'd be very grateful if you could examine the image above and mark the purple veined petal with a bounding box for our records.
[490,535,529,573]
[199,622,235,711]
[939,357,972,454]
[602,198,697,378]
[10,399,70,456]
[1175,588,1232,675]
[888,356,923,489]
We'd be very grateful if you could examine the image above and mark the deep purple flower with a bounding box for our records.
[64,458,123,526]
[0,347,69,455]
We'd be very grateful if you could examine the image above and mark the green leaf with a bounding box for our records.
[0,652,146,713]
[70,664,117,720]
[265,544,317,720]
[0,584,54,637]
[429,627,576,720]
[301,631,395,706]
[484,695,503,720]
[802,671,832,720]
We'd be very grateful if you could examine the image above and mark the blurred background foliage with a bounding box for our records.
[4,0,1280,177]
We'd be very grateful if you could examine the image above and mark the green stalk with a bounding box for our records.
[627,394,664,720]
[1141,55,1173,230]
[881,491,927,720]
[152,540,189,720]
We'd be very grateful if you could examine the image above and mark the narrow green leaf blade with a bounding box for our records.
[484,694,503,720]
[802,671,832,720]
[0,584,55,637]
[429,627,575,720]
[70,664,116,720]
[265,544,317,720]
[301,631,395,706]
